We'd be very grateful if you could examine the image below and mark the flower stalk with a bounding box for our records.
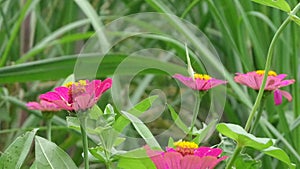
[46,118,52,141]
[189,91,204,139]
[79,113,89,169]
[225,3,300,168]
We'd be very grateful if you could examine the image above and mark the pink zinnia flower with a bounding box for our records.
[39,78,112,111]
[234,70,295,105]
[26,100,61,112]
[173,73,227,91]
[145,141,227,169]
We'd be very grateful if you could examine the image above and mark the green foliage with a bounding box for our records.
[117,148,156,169]
[1,0,300,168]
[234,154,262,169]
[34,136,78,169]
[120,111,161,150]
[217,123,274,149]
[0,129,37,169]
[217,123,295,168]
[251,0,291,12]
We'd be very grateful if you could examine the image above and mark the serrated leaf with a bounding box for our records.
[263,146,296,169]
[251,0,291,12]
[0,129,37,169]
[120,111,161,150]
[216,123,273,150]
[35,136,78,169]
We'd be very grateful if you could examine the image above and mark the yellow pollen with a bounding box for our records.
[256,70,277,76]
[78,80,87,86]
[194,73,211,80]
[174,141,198,149]
[65,82,74,88]
[65,80,87,88]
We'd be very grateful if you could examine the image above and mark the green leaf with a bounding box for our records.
[29,161,37,169]
[113,95,158,132]
[0,54,186,84]
[263,146,296,169]
[88,105,103,120]
[192,119,217,144]
[167,104,189,134]
[167,137,174,147]
[251,0,291,12]
[234,153,262,169]
[117,148,156,169]
[0,129,37,169]
[216,123,273,150]
[120,111,161,150]
[89,146,106,162]
[35,136,78,169]
[66,116,100,134]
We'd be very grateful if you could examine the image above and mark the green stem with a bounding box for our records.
[250,95,267,133]
[225,145,243,169]
[180,0,200,19]
[225,2,300,167]
[244,18,291,132]
[189,91,203,139]
[99,133,112,169]
[80,117,89,169]
[46,118,52,141]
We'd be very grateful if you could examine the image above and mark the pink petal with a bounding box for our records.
[39,92,62,102]
[73,94,93,111]
[194,79,207,90]
[26,102,42,110]
[54,86,70,101]
[279,90,293,102]
[180,155,202,169]
[95,78,113,98]
[145,146,167,169]
[198,156,222,169]
[279,79,295,87]
[173,74,197,90]
[205,148,222,157]
[208,79,227,89]
[53,100,73,111]
[274,89,282,105]
[164,152,182,169]
[194,147,211,157]
[276,74,287,80]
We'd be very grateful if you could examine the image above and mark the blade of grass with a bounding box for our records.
[0,0,36,67]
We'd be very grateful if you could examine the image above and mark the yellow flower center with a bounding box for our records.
[194,73,211,80]
[256,70,277,76]
[173,141,198,156]
[174,141,198,149]
[65,80,87,88]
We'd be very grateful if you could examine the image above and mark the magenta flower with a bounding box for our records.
[145,141,227,169]
[234,70,295,105]
[26,100,61,112]
[39,78,112,111]
[173,73,227,91]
